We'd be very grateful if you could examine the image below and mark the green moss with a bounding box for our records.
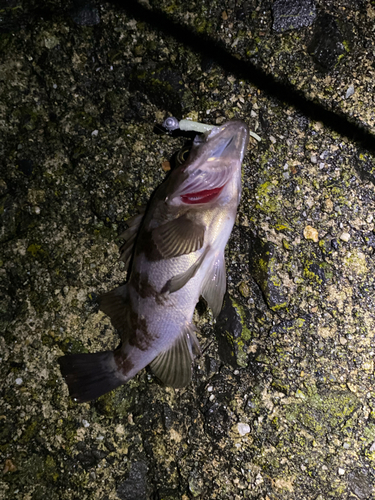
[59,337,88,355]
[44,455,59,482]
[95,386,134,418]
[27,243,46,258]
[275,222,290,231]
[343,250,368,275]
[255,181,278,212]
[238,281,250,298]
[20,420,39,444]
[295,318,305,328]
[270,302,288,311]
[271,379,289,394]
[285,390,359,438]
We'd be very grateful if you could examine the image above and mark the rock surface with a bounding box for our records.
[1,1,375,499]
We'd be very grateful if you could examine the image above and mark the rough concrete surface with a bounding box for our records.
[1,0,375,498]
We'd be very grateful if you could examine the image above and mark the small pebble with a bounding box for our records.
[237,423,250,436]
[82,419,90,428]
[340,232,350,242]
[303,225,319,242]
[338,468,345,475]
[324,198,333,212]
[15,378,23,385]
[162,160,171,172]
[345,84,354,99]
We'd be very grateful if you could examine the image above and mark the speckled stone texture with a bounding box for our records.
[1,1,375,499]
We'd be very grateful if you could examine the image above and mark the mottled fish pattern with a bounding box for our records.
[58,120,249,402]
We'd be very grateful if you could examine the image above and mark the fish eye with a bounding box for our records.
[176,146,190,166]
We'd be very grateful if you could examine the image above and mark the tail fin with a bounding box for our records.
[58,351,124,403]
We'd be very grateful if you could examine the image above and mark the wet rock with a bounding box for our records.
[130,65,190,118]
[69,0,100,26]
[248,236,287,310]
[363,231,375,249]
[117,461,148,500]
[204,401,231,440]
[331,238,339,250]
[348,469,373,500]
[272,0,316,32]
[215,293,251,368]
[354,152,375,186]
[161,404,176,431]
[308,13,346,70]
[17,159,34,177]
[0,194,19,244]
[188,470,203,497]
[76,443,108,468]
[306,262,326,284]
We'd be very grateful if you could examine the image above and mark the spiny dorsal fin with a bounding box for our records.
[152,213,205,259]
[149,324,201,387]
[119,209,146,267]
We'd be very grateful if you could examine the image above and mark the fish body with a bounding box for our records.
[59,120,249,402]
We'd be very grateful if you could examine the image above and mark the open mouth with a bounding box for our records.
[181,185,224,204]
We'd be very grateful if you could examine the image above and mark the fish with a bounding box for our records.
[58,120,249,402]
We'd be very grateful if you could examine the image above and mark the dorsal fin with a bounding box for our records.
[118,208,146,268]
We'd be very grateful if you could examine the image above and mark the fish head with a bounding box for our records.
[167,120,249,208]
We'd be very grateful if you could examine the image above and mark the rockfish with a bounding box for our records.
[59,120,249,402]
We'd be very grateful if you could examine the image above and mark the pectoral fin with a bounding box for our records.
[152,213,205,259]
[201,255,226,317]
[149,325,201,387]
[161,246,210,294]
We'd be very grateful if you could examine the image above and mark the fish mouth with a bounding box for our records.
[204,120,249,164]
[181,186,224,205]
[175,121,249,205]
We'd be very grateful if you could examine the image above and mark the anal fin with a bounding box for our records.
[149,325,201,388]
